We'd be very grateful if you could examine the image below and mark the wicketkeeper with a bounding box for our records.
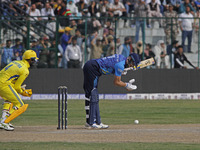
[0,50,38,131]
[83,53,140,129]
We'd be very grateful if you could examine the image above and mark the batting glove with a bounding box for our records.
[125,79,137,91]
[122,70,127,75]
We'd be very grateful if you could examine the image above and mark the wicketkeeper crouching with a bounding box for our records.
[83,53,140,129]
[0,50,38,131]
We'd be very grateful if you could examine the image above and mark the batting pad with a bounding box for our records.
[4,104,28,123]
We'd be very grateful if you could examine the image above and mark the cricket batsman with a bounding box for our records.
[83,53,140,129]
[0,50,38,131]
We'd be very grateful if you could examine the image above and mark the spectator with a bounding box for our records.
[101,33,109,57]
[48,40,57,68]
[67,0,78,14]
[35,1,43,11]
[194,10,200,43]
[167,0,182,12]
[13,0,22,14]
[1,40,13,68]
[54,0,65,16]
[26,3,41,21]
[178,0,196,14]
[75,29,84,62]
[179,6,194,53]
[91,17,102,32]
[25,0,32,7]
[135,40,143,59]
[194,0,200,11]
[41,2,55,20]
[12,38,24,60]
[106,35,115,56]
[90,34,103,59]
[76,0,88,17]
[103,21,113,35]
[54,1,71,26]
[125,0,134,15]
[174,45,199,69]
[109,0,128,27]
[77,19,86,35]
[30,39,41,59]
[167,40,179,68]
[37,37,49,68]
[134,0,147,42]
[164,4,179,45]
[147,0,163,28]
[75,29,84,49]
[118,36,131,57]
[60,27,73,68]
[116,38,122,54]
[67,0,82,19]
[65,37,82,68]
[153,40,170,68]
[108,28,115,39]
[70,20,77,36]
[144,43,155,59]
[88,0,100,17]
[99,0,110,24]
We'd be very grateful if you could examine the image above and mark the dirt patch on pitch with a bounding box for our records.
[1,124,200,143]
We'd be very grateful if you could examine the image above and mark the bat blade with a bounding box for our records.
[124,57,155,71]
[137,57,155,69]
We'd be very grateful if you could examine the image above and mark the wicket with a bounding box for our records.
[57,86,68,129]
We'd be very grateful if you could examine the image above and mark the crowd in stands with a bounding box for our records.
[0,0,200,69]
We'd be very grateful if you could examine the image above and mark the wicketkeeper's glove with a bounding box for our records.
[21,84,32,97]
[21,89,32,97]
[125,79,137,91]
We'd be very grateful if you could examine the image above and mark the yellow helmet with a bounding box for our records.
[22,50,39,60]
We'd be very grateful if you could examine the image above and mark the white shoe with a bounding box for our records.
[85,123,91,129]
[99,123,109,129]
[1,123,14,131]
[9,123,14,128]
[0,123,4,129]
[91,123,102,129]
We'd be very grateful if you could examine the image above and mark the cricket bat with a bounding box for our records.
[124,57,155,71]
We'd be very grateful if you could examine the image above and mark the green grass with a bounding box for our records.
[1,99,200,149]
[1,99,199,126]
[0,142,200,150]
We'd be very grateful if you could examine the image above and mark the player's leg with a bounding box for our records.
[0,85,28,131]
[90,88,109,129]
[0,101,14,129]
[85,97,90,126]
[0,101,11,129]
[83,60,102,128]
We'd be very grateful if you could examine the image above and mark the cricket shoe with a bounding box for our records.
[9,123,14,128]
[91,123,102,129]
[85,123,91,129]
[1,123,14,131]
[99,123,109,129]
[85,123,102,129]
[0,123,4,129]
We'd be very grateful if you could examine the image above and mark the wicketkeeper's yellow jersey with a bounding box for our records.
[0,60,30,94]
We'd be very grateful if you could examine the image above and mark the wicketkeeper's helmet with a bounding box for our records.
[22,50,39,61]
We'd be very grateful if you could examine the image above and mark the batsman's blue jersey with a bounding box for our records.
[96,54,126,76]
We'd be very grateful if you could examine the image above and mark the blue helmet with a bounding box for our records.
[129,53,140,67]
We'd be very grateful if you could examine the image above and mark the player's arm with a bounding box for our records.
[14,72,29,94]
[114,75,126,87]
[114,63,137,90]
